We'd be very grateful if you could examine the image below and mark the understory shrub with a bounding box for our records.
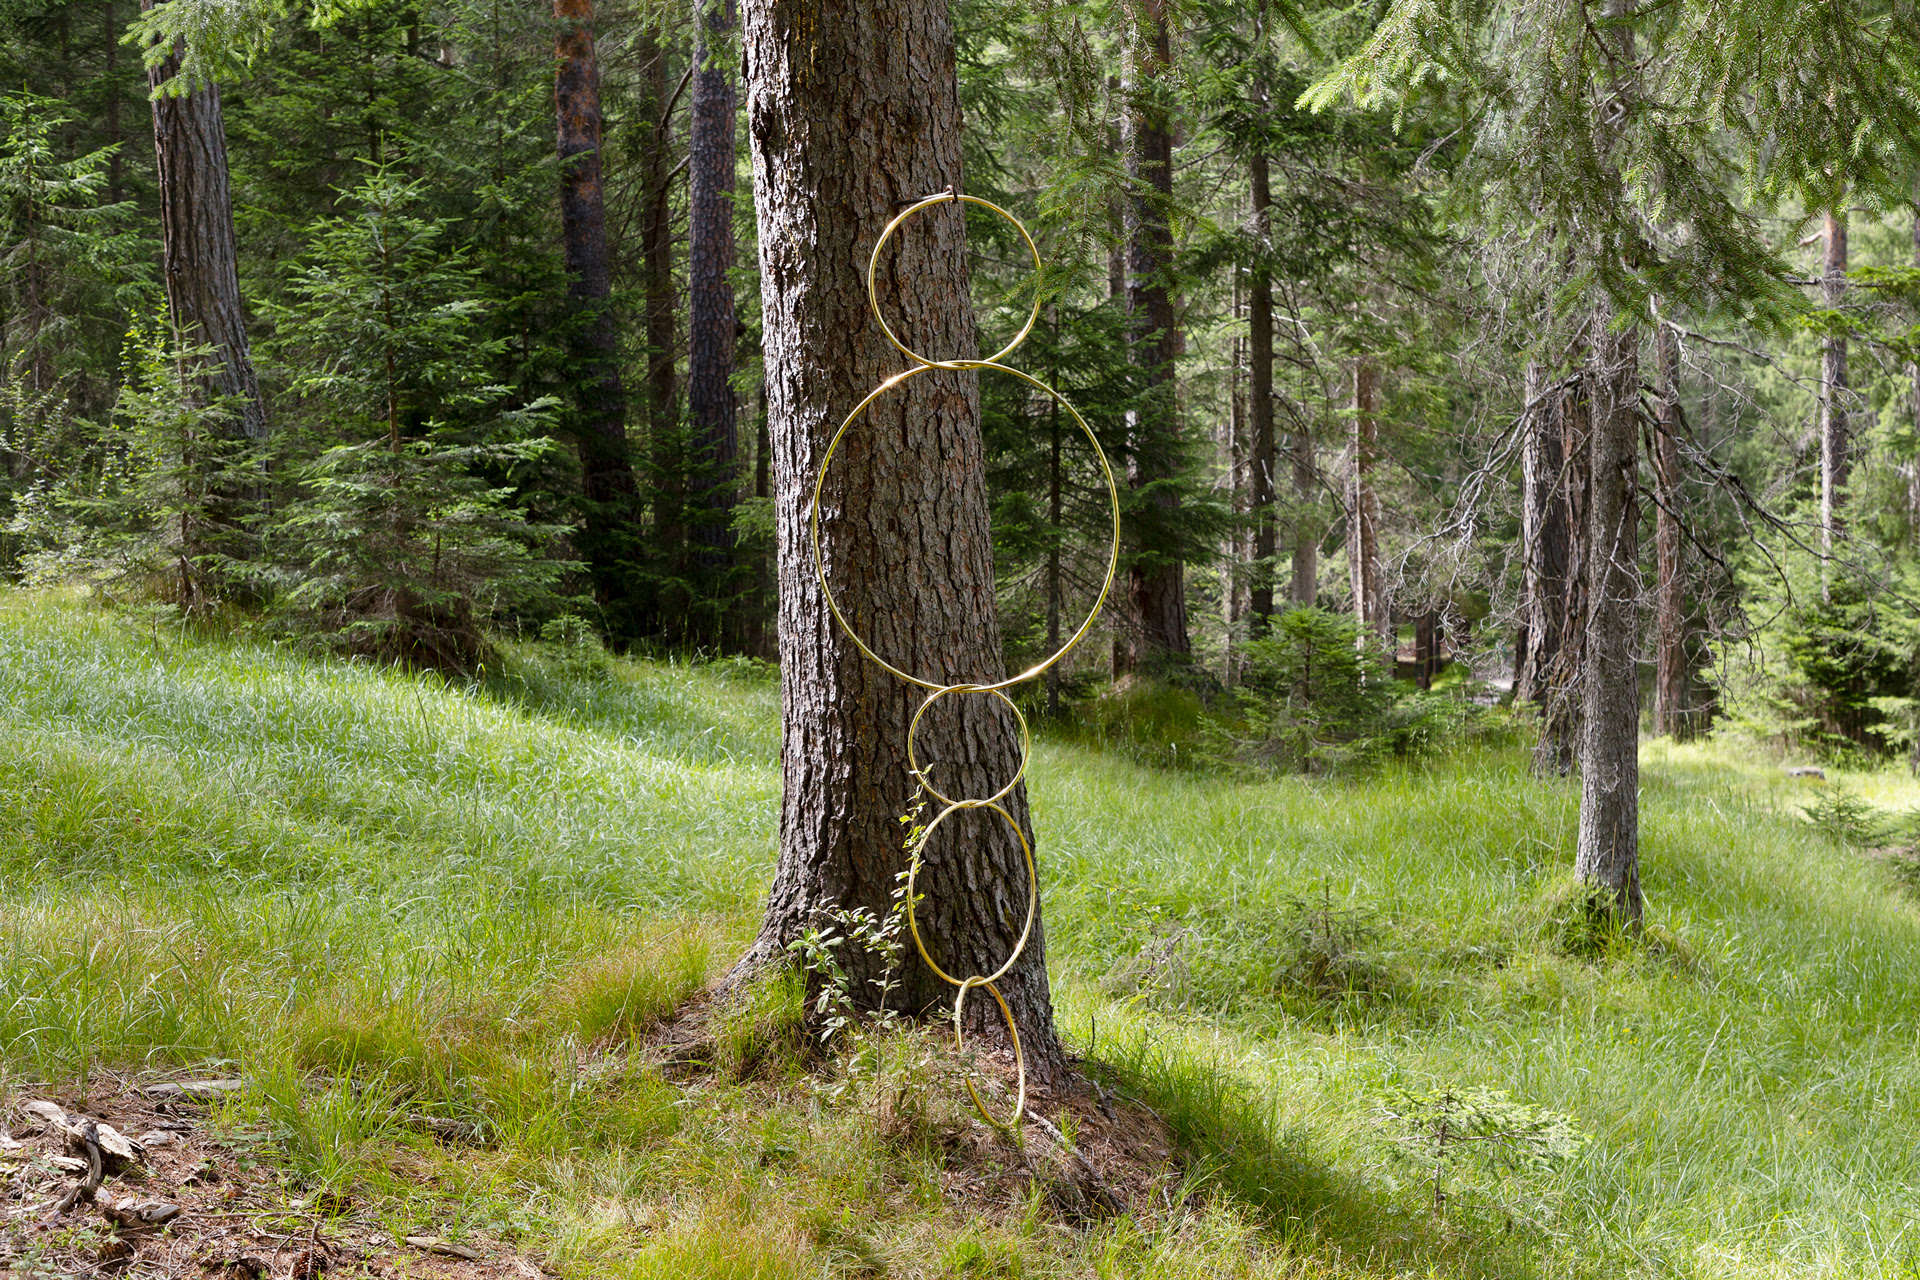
[1221,607,1490,772]
[1720,553,1920,763]
[259,166,574,670]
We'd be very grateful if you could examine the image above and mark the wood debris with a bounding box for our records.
[404,1238,483,1261]
[133,1081,244,1102]
[3,1081,539,1280]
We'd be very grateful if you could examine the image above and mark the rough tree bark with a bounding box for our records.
[554,0,637,610]
[1348,361,1384,641]
[142,0,265,444]
[640,28,682,579]
[736,0,1065,1085]
[1574,317,1642,925]
[687,0,738,577]
[1652,321,1690,740]
[1118,0,1189,672]
[1515,362,1567,706]
[1247,150,1277,633]
[1820,205,1849,560]
[1531,343,1589,777]
[1911,207,1920,545]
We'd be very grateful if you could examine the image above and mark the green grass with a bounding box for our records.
[6,587,1920,1277]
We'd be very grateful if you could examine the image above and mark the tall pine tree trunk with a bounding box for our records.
[1119,0,1189,672]
[641,28,682,596]
[687,0,738,593]
[1515,362,1567,705]
[1574,317,1642,925]
[1652,321,1689,740]
[143,0,264,445]
[1911,208,1920,546]
[736,0,1064,1085]
[1820,205,1849,559]
[554,0,637,615]
[1222,285,1247,670]
[1532,341,1589,777]
[1348,361,1383,640]
[1247,151,1276,634]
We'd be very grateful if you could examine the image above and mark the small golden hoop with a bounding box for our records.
[867,191,1044,370]
[907,685,1031,810]
[809,361,1121,692]
[904,800,1037,991]
[954,976,1026,1132]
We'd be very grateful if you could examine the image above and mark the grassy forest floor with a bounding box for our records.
[5,590,1920,1279]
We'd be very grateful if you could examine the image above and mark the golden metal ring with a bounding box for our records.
[809,194,1117,1133]
[954,976,1026,1132]
[907,684,1031,810]
[809,361,1121,692]
[867,191,1044,369]
[904,799,1037,992]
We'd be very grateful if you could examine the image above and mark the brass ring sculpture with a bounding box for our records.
[809,191,1121,1130]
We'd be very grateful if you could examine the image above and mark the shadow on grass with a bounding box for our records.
[1082,1030,1547,1280]
[474,641,779,767]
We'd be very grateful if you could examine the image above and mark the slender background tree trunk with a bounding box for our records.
[1653,321,1689,740]
[105,0,122,206]
[143,0,265,444]
[1574,317,1643,924]
[1048,306,1066,714]
[1414,608,1436,690]
[736,0,1064,1085]
[1533,341,1588,777]
[1348,361,1383,640]
[1820,205,1849,560]
[554,0,637,614]
[1911,207,1920,547]
[1288,416,1315,606]
[1247,151,1276,634]
[1119,0,1189,673]
[641,29,683,603]
[1515,361,1566,705]
[1222,286,1247,672]
[687,0,738,591]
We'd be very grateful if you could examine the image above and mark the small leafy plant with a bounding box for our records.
[785,794,925,1045]
[786,899,909,1045]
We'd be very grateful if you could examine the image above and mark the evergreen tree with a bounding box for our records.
[261,166,571,666]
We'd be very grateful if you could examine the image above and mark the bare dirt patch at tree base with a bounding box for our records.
[1,1080,541,1280]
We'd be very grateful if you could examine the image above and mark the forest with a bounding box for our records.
[4,0,1920,1275]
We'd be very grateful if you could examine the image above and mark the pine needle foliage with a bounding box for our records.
[260,165,575,670]
[1300,0,1824,327]
[0,90,151,398]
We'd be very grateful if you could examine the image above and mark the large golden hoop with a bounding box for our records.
[809,362,1121,692]
[808,192,1121,1131]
